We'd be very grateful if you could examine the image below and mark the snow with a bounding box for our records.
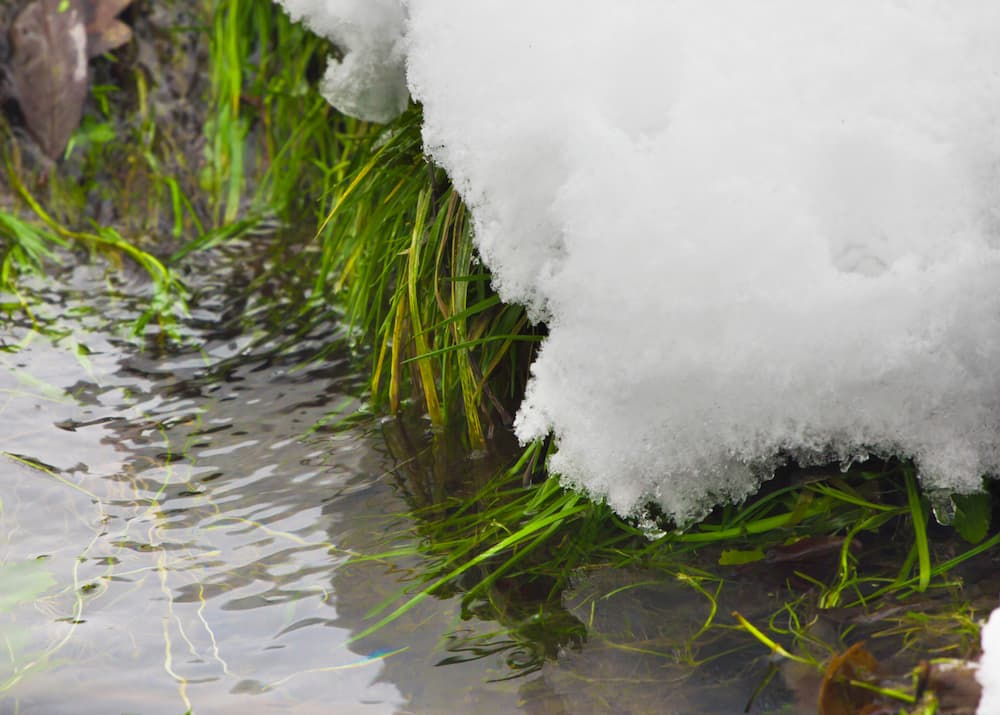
[979,606,1000,714]
[281,1,1000,524]
[408,1,1000,522]
[274,0,408,122]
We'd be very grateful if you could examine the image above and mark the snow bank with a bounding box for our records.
[274,0,408,122]
[407,1,1000,522]
[283,1,1000,523]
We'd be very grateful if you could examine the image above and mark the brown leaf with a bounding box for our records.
[818,642,880,715]
[8,0,89,159]
[85,18,131,57]
[81,0,134,57]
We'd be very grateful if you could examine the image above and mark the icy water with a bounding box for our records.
[0,245,979,715]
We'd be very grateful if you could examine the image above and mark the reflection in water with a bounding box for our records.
[0,250,799,715]
[1,254,414,713]
[6,247,970,715]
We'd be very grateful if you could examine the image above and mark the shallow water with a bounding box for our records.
[1,251,399,711]
[0,246,979,715]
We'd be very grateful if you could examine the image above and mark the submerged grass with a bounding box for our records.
[366,424,993,709]
[299,96,997,708]
[1,0,995,708]
[185,4,996,700]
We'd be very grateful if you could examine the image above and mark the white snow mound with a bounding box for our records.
[276,1,1000,524]
[275,0,408,122]
[406,1,1000,522]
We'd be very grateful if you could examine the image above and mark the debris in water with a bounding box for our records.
[817,642,880,715]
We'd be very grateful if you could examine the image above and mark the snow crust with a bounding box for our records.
[281,0,1000,523]
[274,0,408,122]
[407,1,1000,522]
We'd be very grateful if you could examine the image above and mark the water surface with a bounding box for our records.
[3,246,975,715]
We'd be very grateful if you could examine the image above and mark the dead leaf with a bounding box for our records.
[81,0,134,58]
[818,642,880,715]
[8,0,89,158]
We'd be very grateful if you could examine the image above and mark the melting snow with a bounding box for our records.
[274,0,408,122]
[279,1,1000,525]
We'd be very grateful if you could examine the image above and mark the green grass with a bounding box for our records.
[363,428,990,708]
[0,2,994,707]
[296,83,996,701]
[308,109,541,448]
[0,0,342,330]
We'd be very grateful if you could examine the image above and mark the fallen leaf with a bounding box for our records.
[8,0,89,158]
[818,642,880,715]
[81,0,134,57]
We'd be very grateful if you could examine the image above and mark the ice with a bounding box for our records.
[274,0,408,122]
[280,1,1000,523]
[407,2,1000,522]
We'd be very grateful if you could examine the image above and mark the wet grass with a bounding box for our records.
[362,418,995,709]
[266,33,995,699]
[1,1,996,711]
[307,109,540,449]
[293,48,997,714]
[0,0,341,333]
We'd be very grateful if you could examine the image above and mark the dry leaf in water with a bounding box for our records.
[8,0,89,158]
[818,642,880,715]
[82,0,134,57]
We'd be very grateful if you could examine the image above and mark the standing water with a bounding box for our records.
[0,242,984,714]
